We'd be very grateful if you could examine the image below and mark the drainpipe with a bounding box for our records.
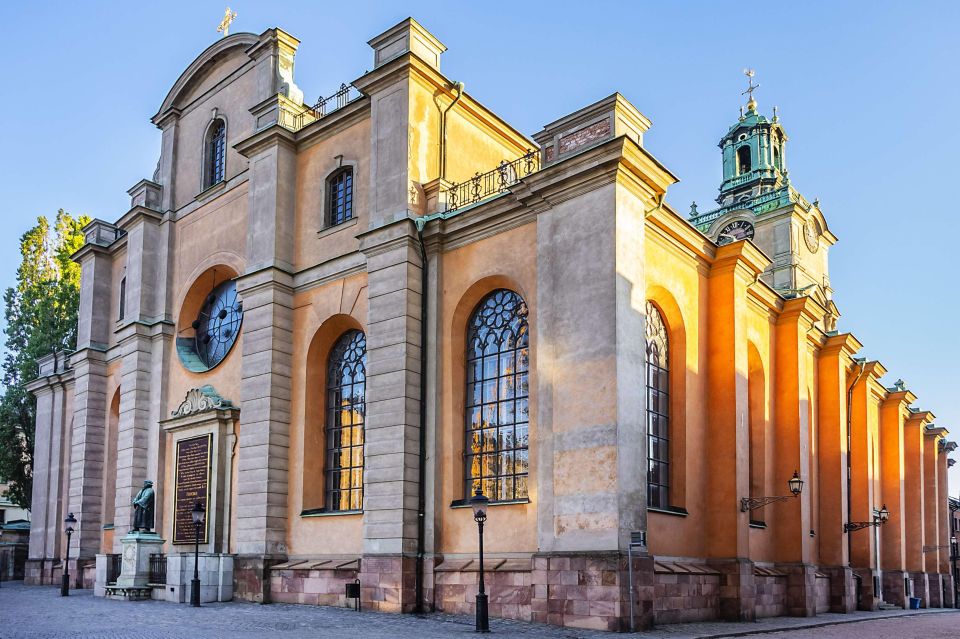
[439,82,464,181]
[412,218,430,614]
[846,358,866,570]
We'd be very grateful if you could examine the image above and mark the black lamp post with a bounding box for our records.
[190,501,205,607]
[844,504,889,533]
[470,488,490,633]
[740,470,804,512]
[61,513,77,597]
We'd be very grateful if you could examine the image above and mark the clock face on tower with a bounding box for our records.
[803,218,820,253]
[716,220,755,246]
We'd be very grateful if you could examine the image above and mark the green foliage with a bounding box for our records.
[0,210,88,509]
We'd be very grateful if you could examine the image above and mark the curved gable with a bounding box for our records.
[153,33,259,124]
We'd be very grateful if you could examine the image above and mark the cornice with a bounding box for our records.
[776,294,825,327]
[906,409,935,426]
[116,205,164,232]
[233,122,297,158]
[295,97,371,151]
[821,332,864,357]
[883,389,918,408]
[711,240,770,280]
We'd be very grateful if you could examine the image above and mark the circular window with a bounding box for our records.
[177,278,243,372]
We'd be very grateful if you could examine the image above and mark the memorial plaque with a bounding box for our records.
[173,434,212,545]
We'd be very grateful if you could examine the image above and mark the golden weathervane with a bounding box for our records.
[217,7,237,37]
[742,68,759,109]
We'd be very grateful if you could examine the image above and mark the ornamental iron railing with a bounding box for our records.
[148,553,166,585]
[285,83,363,132]
[443,150,540,212]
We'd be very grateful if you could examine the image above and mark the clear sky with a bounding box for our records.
[1,1,958,493]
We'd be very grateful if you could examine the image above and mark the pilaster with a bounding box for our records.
[903,411,932,576]
[879,390,915,579]
[923,426,945,575]
[848,361,886,572]
[705,241,769,621]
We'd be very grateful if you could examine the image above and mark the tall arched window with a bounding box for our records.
[646,301,670,509]
[465,289,529,502]
[326,167,354,227]
[737,145,751,175]
[204,119,226,189]
[325,330,366,511]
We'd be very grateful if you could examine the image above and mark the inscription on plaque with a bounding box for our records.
[173,434,212,544]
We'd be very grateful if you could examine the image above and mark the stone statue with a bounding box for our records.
[132,480,155,532]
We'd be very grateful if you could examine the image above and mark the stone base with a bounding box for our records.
[781,563,817,617]
[910,571,929,607]
[928,573,943,607]
[159,553,234,603]
[105,585,152,601]
[270,557,360,608]
[881,570,908,608]
[821,566,856,613]
[358,555,417,613]
[711,558,756,622]
[853,568,879,611]
[115,532,164,589]
[235,555,282,603]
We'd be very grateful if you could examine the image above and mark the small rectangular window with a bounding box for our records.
[326,168,353,227]
[118,277,126,321]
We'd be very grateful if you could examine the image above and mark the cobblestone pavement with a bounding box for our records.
[1,583,958,639]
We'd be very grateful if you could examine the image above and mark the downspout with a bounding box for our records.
[846,358,866,568]
[412,217,430,614]
[439,82,464,181]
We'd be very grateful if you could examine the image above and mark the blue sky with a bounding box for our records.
[1,1,958,493]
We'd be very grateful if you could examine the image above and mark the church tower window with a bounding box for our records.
[204,119,226,190]
[325,330,366,512]
[737,145,752,175]
[465,289,530,502]
[646,301,670,509]
[326,167,354,227]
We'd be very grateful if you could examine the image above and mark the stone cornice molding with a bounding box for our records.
[235,265,295,297]
[25,368,75,394]
[115,205,164,232]
[357,220,420,259]
[233,121,297,158]
[906,409,935,426]
[295,97,371,151]
[821,333,863,358]
[883,389,918,408]
[776,294,825,328]
[710,240,771,281]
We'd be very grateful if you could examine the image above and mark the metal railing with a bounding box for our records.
[286,83,363,132]
[107,554,121,585]
[149,554,166,585]
[443,149,539,212]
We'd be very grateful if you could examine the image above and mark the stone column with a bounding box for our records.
[357,223,422,612]
[904,411,931,605]
[816,334,861,613]
[67,228,117,570]
[772,297,820,616]
[233,127,297,602]
[705,242,769,622]
[923,427,945,606]
[25,353,74,584]
[879,388,914,608]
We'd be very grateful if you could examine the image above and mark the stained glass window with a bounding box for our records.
[327,168,354,226]
[646,301,670,509]
[206,119,226,189]
[326,330,366,511]
[465,289,529,502]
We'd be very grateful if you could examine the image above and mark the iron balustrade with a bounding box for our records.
[106,554,121,585]
[148,554,166,585]
[444,150,540,212]
[286,84,363,132]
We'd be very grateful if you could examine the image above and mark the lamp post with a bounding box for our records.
[470,488,490,633]
[740,470,804,512]
[61,513,77,597]
[843,504,889,533]
[190,501,206,608]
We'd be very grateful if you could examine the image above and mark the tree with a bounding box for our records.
[0,211,88,509]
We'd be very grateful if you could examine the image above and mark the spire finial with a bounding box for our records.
[742,68,759,112]
[217,7,237,37]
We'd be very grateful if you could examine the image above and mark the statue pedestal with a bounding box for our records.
[105,531,164,601]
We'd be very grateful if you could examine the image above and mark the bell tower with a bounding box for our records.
[689,71,840,329]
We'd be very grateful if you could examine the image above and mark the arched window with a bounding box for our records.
[773,146,781,171]
[326,167,354,227]
[465,289,529,502]
[325,330,366,511]
[204,119,226,189]
[737,145,751,175]
[646,301,670,509]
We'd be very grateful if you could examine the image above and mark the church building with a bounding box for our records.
[25,18,956,631]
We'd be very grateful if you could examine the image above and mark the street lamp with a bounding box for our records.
[190,501,206,608]
[740,470,804,512]
[61,513,77,597]
[844,504,889,533]
[470,488,490,633]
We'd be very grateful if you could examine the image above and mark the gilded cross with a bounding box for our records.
[217,7,237,37]
[742,68,759,104]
